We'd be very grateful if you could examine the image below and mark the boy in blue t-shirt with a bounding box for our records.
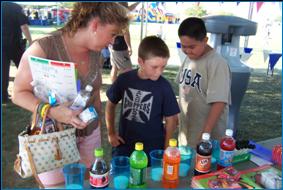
[106,36,180,158]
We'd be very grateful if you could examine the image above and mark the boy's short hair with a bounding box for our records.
[178,17,207,41]
[138,36,170,60]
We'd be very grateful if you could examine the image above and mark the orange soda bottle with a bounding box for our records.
[162,139,181,188]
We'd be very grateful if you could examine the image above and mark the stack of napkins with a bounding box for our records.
[191,167,241,189]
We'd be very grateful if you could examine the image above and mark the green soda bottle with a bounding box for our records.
[129,142,148,188]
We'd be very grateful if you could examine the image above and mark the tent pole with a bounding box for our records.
[244,2,254,48]
[145,2,148,37]
[140,2,144,41]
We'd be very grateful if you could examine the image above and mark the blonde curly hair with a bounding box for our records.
[61,2,129,36]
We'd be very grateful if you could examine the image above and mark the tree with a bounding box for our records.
[214,11,234,16]
[61,2,74,9]
[274,15,282,24]
[185,5,207,17]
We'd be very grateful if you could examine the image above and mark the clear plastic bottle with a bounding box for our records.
[129,142,148,188]
[30,80,49,103]
[194,133,212,176]
[217,129,236,170]
[162,138,181,188]
[89,148,109,189]
[70,85,93,110]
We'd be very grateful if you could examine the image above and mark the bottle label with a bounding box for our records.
[219,149,234,167]
[70,94,86,110]
[129,167,146,186]
[163,163,179,180]
[195,154,211,173]
[79,107,98,124]
[89,171,109,188]
[167,165,173,175]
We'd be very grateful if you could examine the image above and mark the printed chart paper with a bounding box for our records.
[29,56,78,103]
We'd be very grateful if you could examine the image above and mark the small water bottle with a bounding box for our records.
[70,85,93,110]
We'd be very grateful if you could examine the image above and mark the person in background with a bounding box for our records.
[2,2,32,103]
[176,17,231,148]
[106,36,180,158]
[109,2,140,82]
[12,2,129,188]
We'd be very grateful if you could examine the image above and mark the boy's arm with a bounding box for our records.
[105,100,116,135]
[201,102,226,137]
[164,114,179,149]
[92,87,102,127]
[105,100,125,146]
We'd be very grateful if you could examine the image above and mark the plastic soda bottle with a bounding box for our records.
[70,85,93,110]
[272,144,282,166]
[129,142,148,188]
[217,129,236,170]
[89,148,109,189]
[162,138,181,188]
[194,133,212,176]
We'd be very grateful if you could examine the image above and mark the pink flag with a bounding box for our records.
[256,2,264,12]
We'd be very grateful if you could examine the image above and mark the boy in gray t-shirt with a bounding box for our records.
[176,17,231,148]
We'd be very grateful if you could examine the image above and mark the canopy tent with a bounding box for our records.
[15,2,58,6]
[15,2,66,26]
[137,2,281,43]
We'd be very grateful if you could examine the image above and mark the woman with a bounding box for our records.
[12,2,129,187]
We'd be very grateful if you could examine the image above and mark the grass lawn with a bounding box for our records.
[2,67,281,188]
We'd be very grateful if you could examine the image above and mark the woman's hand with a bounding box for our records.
[49,103,87,129]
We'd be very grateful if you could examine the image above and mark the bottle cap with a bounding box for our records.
[85,85,93,92]
[202,133,210,141]
[169,139,177,147]
[94,148,103,157]
[135,142,143,151]
[226,129,233,137]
